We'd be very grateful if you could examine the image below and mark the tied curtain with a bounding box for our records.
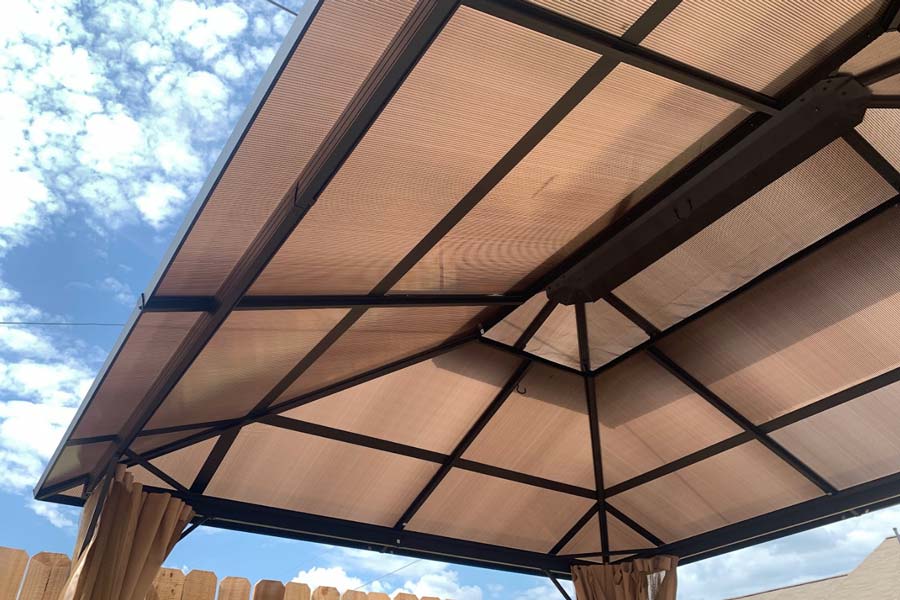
[59,465,194,600]
[572,556,678,600]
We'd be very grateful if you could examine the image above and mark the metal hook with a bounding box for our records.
[516,384,526,394]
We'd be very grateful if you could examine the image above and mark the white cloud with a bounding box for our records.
[135,181,187,229]
[29,499,78,528]
[0,280,93,525]
[0,0,289,252]
[679,508,900,599]
[101,276,135,305]
[293,566,367,594]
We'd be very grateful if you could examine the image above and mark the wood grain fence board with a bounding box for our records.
[366,594,389,600]
[284,582,310,600]
[183,570,217,600]
[341,591,366,600]
[393,594,418,600]
[311,586,340,600]
[253,579,285,600]
[17,553,70,600]
[149,567,185,600]
[0,548,28,600]
[219,576,252,600]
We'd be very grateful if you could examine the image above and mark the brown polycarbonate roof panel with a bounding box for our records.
[484,294,549,347]
[615,139,895,330]
[395,64,744,294]
[608,513,654,551]
[156,0,416,295]
[771,381,900,490]
[277,306,485,403]
[871,73,900,92]
[841,30,900,73]
[44,442,112,488]
[128,466,173,491]
[525,304,580,369]
[250,7,598,296]
[207,424,439,526]
[59,484,85,499]
[148,436,218,488]
[148,309,348,429]
[657,208,900,425]
[596,353,742,487]
[283,342,521,454]
[560,515,602,555]
[72,312,200,438]
[608,442,822,543]
[858,109,900,170]
[407,469,593,552]
[463,363,594,488]
[528,0,655,35]
[129,429,210,456]
[584,300,648,369]
[642,0,883,94]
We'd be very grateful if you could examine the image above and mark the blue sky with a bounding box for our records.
[1,1,899,599]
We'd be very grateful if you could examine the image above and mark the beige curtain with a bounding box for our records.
[572,556,678,600]
[59,465,194,600]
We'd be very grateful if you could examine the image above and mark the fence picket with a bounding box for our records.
[284,582,310,600]
[148,567,186,600]
[0,548,28,600]
[17,552,70,600]
[183,570,217,600]
[0,546,451,600]
[311,586,340,600]
[219,576,252,600]
[253,580,285,600]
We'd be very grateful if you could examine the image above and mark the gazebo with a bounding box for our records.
[35,0,900,598]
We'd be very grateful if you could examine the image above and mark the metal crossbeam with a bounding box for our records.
[548,76,871,304]
[78,0,465,495]
[464,0,780,114]
[142,294,528,312]
[393,360,532,529]
[575,304,611,561]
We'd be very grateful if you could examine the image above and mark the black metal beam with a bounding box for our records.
[45,487,579,577]
[645,346,838,495]
[80,0,463,494]
[464,0,780,114]
[143,294,528,312]
[545,571,573,600]
[548,76,871,305]
[843,130,900,191]
[650,469,900,563]
[869,94,900,107]
[512,299,557,349]
[393,360,532,529]
[589,194,900,378]
[858,56,900,86]
[575,304,610,562]
[122,448,187,493]
[114,337,474,469]
[549,503,600,555]
[479,337,583,376]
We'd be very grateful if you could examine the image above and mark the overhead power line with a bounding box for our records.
[262,0,298,15]
[0,321,125,327]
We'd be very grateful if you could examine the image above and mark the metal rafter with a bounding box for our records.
[393,359,531,529]
[142,293,528,312]
[79,0,465,495]
[464,0,781,114]
[603,291,838,494]
[575,304,611,562]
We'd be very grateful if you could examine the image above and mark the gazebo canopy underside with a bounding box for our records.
[36,0,900,579]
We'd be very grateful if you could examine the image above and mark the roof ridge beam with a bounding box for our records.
[142,294,528,312]
[548,76,871,305]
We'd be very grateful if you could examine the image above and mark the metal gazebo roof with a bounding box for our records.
[37,0,900,579]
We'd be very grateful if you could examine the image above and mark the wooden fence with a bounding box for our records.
[0,547,446,600]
